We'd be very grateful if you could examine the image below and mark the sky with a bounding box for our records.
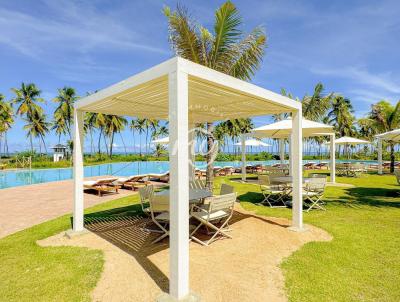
[0,0,399,153]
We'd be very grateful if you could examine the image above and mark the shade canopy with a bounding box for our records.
[152,137,169,144]
[375,129,400,142]
[334,136,369,145]
[76,58,299,123]
[250,118,334,138]
[234,139,270,147]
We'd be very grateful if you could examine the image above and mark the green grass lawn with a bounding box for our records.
[1,173,400,301]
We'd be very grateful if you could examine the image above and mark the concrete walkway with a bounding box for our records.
[0,177,135,239]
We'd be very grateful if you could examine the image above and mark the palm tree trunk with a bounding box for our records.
[98,129,102,154]
[109,133,114,158]
[390,143,395,173]
[41,135,47,154]
[30,135,33,153]
[206,122,214,190]
[119,132,127,155]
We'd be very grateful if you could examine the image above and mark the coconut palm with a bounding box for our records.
[103,115,127,158]
[11,83,45,152]
[367,100,400,172]
[23,110,51,154]
[154,143,167,158]
[53,87,78,140]
[164,1,266,189]
[131,118,146,156]
[84,112,98,154]
[302,83,333,121]
[0,95,14,156]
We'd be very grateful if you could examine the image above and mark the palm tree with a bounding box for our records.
[367,100,400,172]
[11,83,44,152]
[302,83,332,121]
[131,118,146,155]
[328,95,356,156]
[23,110,51,154]
[164,1,266,189]
[154,144,167,158]
[0,95,14,156]
[103,115,127,158]
[53,87,78,140]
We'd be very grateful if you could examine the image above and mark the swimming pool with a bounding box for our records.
[0,160,377,189]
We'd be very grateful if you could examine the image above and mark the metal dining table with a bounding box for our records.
[272,176,311,185]
[154,188,212,204]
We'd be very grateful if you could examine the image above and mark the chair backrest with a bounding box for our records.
[209,193,236,213]
[190,179,206,189]
[139,185,154,211]
[309,173,327,179]
[149,195,169,213]
[258,174,271,186]
[306,177,326,192]
[220,183,234,195]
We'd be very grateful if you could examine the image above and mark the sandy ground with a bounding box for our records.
[39,204,332,302]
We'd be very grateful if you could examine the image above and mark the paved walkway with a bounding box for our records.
[0,177,135,239]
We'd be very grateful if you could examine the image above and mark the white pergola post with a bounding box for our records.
[73,109,85,232]
[188,122,196,181]
[378,138,383,175]
[290,109,303,231]
[168,69,190,300]
[241,134,246,181]
[289,134,293,176]
[279,139,285,165]
[330,134,336,183]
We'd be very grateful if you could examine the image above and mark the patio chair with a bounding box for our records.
[138,185,154,216]
[149,194,170,244]
[83,178,119,196]
[258,175,286,207]
[336,163,347,177]
[303,177,327,212]
[394,170,400,185]
[117,174,150,190]
[190,193,237,246]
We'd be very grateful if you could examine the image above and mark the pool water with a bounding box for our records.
[0,160,377,190]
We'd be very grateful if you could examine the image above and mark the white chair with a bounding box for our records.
[190,193,237,246]
[138,185,154,216]
[258,175,286,207]
[303,177,326,212]
[149,195,170,244]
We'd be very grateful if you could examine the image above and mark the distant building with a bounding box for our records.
[51,144,69,162]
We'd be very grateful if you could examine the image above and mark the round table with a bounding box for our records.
[155,188,212,204]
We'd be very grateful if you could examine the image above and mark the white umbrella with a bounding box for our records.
[151,137,169,144]
[333,136,369,145]
[234,139,271,147]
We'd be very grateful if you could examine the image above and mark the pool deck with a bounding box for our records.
[0,176,147,239]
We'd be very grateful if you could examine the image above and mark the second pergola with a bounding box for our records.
[240,118,336,183]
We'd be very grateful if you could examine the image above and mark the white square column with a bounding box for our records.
[167,69,190,300]
[378,138,383,175]
[73,109,85,232]
[289,134,293,176]
[241,134,246,181]
[188,122,196,181]
[330,134,336,183]
[279,139,285,165]
[290,109,303,231]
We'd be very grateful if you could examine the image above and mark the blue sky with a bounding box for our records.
[0,0,399,152]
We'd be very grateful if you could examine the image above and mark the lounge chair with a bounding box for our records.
[315,162,328,170]
[258,175,286,207]
[83,177,119,196]
[149,194,170,243]
[303,177,326,212]
[117,174,149,190]
[190,193,237,246]
[222,166,235,175]
[148,171,169,183]
[303,162,316,170]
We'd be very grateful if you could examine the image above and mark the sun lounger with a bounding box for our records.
[83,177,119,196]
[148,171,170,183]
[117,174,149,190]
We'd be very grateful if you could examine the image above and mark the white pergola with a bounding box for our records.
[241,118,335,182]
[152,136,170,144]
[72,57,303,301]
[376,129,400,174]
